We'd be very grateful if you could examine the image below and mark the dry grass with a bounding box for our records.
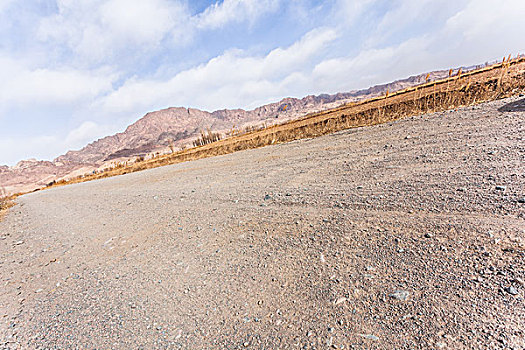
[0,196,16,221]
[42,56,525,189]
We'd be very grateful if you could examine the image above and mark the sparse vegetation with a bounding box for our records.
[0,195,16,221]
[192,127,222,147]
[33,56,525,191]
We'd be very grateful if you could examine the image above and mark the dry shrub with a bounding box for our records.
[193,127,222,147]
[0,196,16,221]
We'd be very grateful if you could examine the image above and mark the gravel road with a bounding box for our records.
[1,97,524,349]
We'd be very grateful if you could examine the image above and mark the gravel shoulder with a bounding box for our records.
[1,97,524,349]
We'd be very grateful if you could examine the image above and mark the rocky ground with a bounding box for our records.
[1,96,524,349]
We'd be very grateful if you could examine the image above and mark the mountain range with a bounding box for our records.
[0,66,475,196]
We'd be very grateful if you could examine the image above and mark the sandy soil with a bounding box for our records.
[1,97,524,349]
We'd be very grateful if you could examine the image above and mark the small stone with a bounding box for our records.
[505,286,518,295]
[389,290,410,301]
[13,241,24,246]
[264,194,272,200]
[495,185,506,191]
[358,334,379,341]
[424,233,433,238]
[436,342,446,349]
[243,341,250,347]
[518,197,525,204]
[513,278,525,286]
[334,297,347,305]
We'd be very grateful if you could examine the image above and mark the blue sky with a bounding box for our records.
[0,0,524,165]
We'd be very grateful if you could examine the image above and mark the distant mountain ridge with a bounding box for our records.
[0,66,472,195]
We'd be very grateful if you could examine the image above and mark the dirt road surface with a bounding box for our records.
[1,97,524,349]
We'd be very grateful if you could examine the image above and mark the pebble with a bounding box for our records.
[389,290,410,301]
[358,334,379,341]
[495,185,506,191]
[518,197,525,203]
[264,194,272,200]
[505,286,518,295]
[424,233,433,238]
[334,297,347,305]
[513,278,524,286]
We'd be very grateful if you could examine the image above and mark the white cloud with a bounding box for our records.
[334,0,376,22]
[0,0,13,13]
[313,37,431,93]
[36,0,282,64]
[195,0,281,29]
[38,0,190,62]
[0,135,60,165]
[0,121,112,165]
[0,54,115,107]
[98,27,338,114]
[441,0,525,62]
[64,121,111,149]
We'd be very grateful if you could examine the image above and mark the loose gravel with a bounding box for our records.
[1,97,524,349]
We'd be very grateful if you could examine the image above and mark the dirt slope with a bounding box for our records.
[0,96,524,349]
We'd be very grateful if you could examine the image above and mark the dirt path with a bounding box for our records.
[1,97,524,349]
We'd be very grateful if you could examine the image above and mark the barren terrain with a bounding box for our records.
[1,96,524,349]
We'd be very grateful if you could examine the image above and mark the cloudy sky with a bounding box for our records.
[0,0,523,165]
